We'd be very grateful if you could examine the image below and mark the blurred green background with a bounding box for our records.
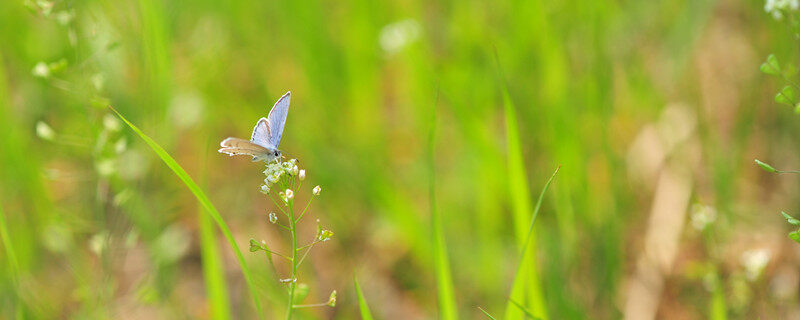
[1,0,799,318]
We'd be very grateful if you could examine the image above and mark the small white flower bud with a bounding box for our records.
[32,62,50,78]
[291,165,299,176]
[103,114,121,132]
[260,184,270,194]
[327,290,337,307]
[36,121,55,141]
[268,212,277,224]
[312,185,322,195]
[299,169,306,180]
[114,138,127,154]
[285,189,294,200]
[318,229,334,242]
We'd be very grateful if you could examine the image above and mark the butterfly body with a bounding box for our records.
[219,91,290,162]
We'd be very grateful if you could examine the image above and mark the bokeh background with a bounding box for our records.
[2,0,800,319]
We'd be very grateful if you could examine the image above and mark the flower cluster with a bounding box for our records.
[248,158,334,318]
[260,159,298,194]
[765,0,799,20]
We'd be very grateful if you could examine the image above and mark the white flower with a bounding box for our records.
[260,184,270,194]
[95,158,116,176]
[765,0,799,20]
[690,204,717,231]
[114,138,127,154]
[36,121,55,140]
[379,19,421,54]
[291,165,299,176]
[103,114,121,132]
[318,229,334,242]
[312,185,321,195]
[285,189,294,201]
[299,169,306,181]
[32,62,50,78]
[741,249,771,281]
[268,212,277,224]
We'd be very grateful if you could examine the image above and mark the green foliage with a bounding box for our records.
[505,167,559,320]
[478,307,499,320]
[429,98,459,320]
[354,276,374,320]
[199,204,232,320]
[782,211,800,226]
[782,212,800,244]
[4,0,798,318]
[509,299,542,320]
[755,159,778,173]
[775,85,797,106]
[496,50,549,320]
[110,107,264,318]
[760,54,781,76]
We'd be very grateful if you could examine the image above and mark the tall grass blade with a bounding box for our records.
[495,50,549,320]
[354,275,374,320]
[199,188,232,320]
[0,202,19,282]
[709,275,727,320]
[429,93,459,319]
[109,106,264,318]
[503,166,559,320]
[197,140,232,320]
[479,307,499,320]
[509,299,542,320]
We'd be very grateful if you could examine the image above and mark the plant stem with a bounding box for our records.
[285,200,298,320]
[293,302,330,308]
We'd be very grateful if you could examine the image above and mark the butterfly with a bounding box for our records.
[219,91,291,162]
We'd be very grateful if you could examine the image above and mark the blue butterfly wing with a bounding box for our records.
[250,117,270,146]
[265,91,290,148]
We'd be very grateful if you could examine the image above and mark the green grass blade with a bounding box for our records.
[354,275,374,320]
[478,307,499,320]
[509,299,542,320]
[110,107,264,318]
[504,166,560,320]
[429,93,458,320]
[199,201,232,320]
[495,50,550,320]
[709,272,727,320]
[0,202,19,281]
[198,140,232,320]
[0,201,24,319]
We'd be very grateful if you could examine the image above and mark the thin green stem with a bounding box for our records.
[297,239,322,251]
[296,243,316,268]
[295,196,314,223]
[267,192,289,217]
[285,199,297,320]
[274,222,290,231]
[780,73,800,91]
[263,250,277,274]
[477,307,498,320]
[293,302,329,308]
[262,248,292,261]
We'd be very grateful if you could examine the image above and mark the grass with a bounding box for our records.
[354,276,374,320]
[429,93,459,319]
[496,50,548,320]
[0,200,22,319]
[506,166,560,320]
[0,0,795,318]
[110,107,264,318]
